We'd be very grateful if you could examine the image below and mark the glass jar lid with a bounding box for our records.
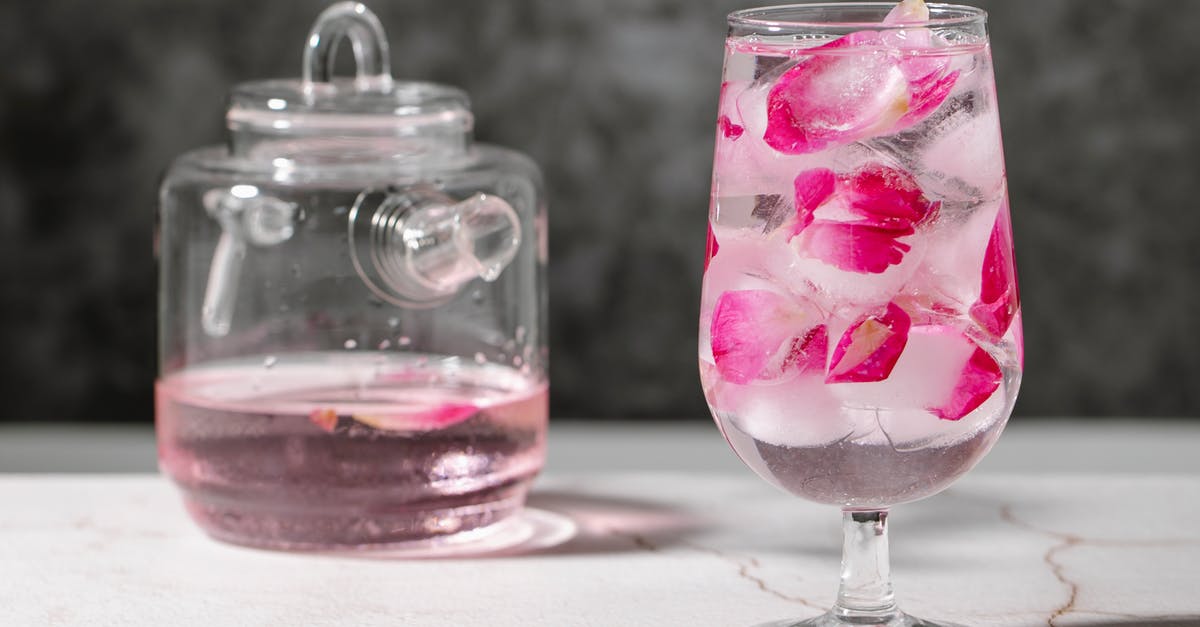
[225,2,473,159]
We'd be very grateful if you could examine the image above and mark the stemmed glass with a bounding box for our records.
[699,2,1021,625]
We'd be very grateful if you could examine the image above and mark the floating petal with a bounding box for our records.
[841,163,938,228]
[796,221,914,274]
[885,0,930,23]
[309,408,338,433]
[969,202,1020,338]
[792,168,837,234]
[827,302,911,383]
[353,404,477,432]
[764,44,909,155]
[783,324,829,375]
[718,115,745,140]
[930,346,1003,420]
[705,223,720,271]
[711,289,813,384]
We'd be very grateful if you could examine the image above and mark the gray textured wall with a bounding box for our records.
[1,1,1197,421]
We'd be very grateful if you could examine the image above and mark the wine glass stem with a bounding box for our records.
[833,509,899,622]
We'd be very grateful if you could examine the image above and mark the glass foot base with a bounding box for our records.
[755,611,966,627]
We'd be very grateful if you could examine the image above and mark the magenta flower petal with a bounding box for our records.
[711,290,804,384]
[969,203,1020,338]
[930,346,1003,421]
[827,303,911,383]
[792,168,837,235]
[764,45,909,155]
[899,69,959,130]
[353,403,477,432]
[798,221,913,274]
[705,223,720,272]
[718,115,745,140]
[783,324,829,374]
[841,163,938,228]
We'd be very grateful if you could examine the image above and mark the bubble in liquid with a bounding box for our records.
[474,352,487,364]
[388,317,400,328]
[378,339,392,350]
[344,339,358,350]
[397,336,412,347]
[263,355,278,368]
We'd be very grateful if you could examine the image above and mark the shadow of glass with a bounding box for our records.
[314,488,709,560]
[520,489,708,556]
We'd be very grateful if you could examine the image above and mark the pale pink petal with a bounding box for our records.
[969,202,1020,338]
[797,221,913,274]
[718,115,745,140]
[929,346,1002,420]
[711,290,801,384]
[791,168,837,235]
[353,403,477,432]
[884,0,930,24]
[827,303,911,383]
[309,408,338,433]
[764,43,909,155]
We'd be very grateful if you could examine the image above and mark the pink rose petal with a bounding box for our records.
[792,168,837,234]
[969,202,1020,338]
[884,0,929,24]
[762,2,958,154]
[705,223,719,271]
[353,403,477,432]
[711,290,807,384]
[718,115,745,140]
[764,43,909,155]
[930,346,1002,421]
[797,221,914,274]
[841,163,939,228]
[783,324,829,375]
[309,408,338,433]
[827,302,911,383]
[898,69,959,130]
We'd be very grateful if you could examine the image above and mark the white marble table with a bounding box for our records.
[1,421,1199,626]
[1,472,1198,626]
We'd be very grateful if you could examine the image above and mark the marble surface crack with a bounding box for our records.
[603,526,823,610]
[1000,505,1085,626]
[999,505,1200,627]
[680,540,825,610]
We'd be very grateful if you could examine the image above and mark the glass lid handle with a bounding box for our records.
[302,2,393,91]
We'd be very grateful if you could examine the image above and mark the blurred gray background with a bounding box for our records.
[0,0,1196,422]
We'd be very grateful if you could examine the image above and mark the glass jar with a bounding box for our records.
[156,2,548,551]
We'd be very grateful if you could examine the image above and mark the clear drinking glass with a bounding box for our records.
[699,2,1021,625]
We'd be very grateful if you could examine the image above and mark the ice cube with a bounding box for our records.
[907,194,1004,308]
[786,230,928,309]
[704,368,851,448]
[712,79,828,199]
[827,324,1003,448]
[864,86,1006,205]
[829,324,973,410]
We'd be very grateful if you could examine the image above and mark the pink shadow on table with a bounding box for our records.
[332,489,707,560]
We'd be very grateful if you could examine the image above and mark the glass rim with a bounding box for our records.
[728,3,987,30]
